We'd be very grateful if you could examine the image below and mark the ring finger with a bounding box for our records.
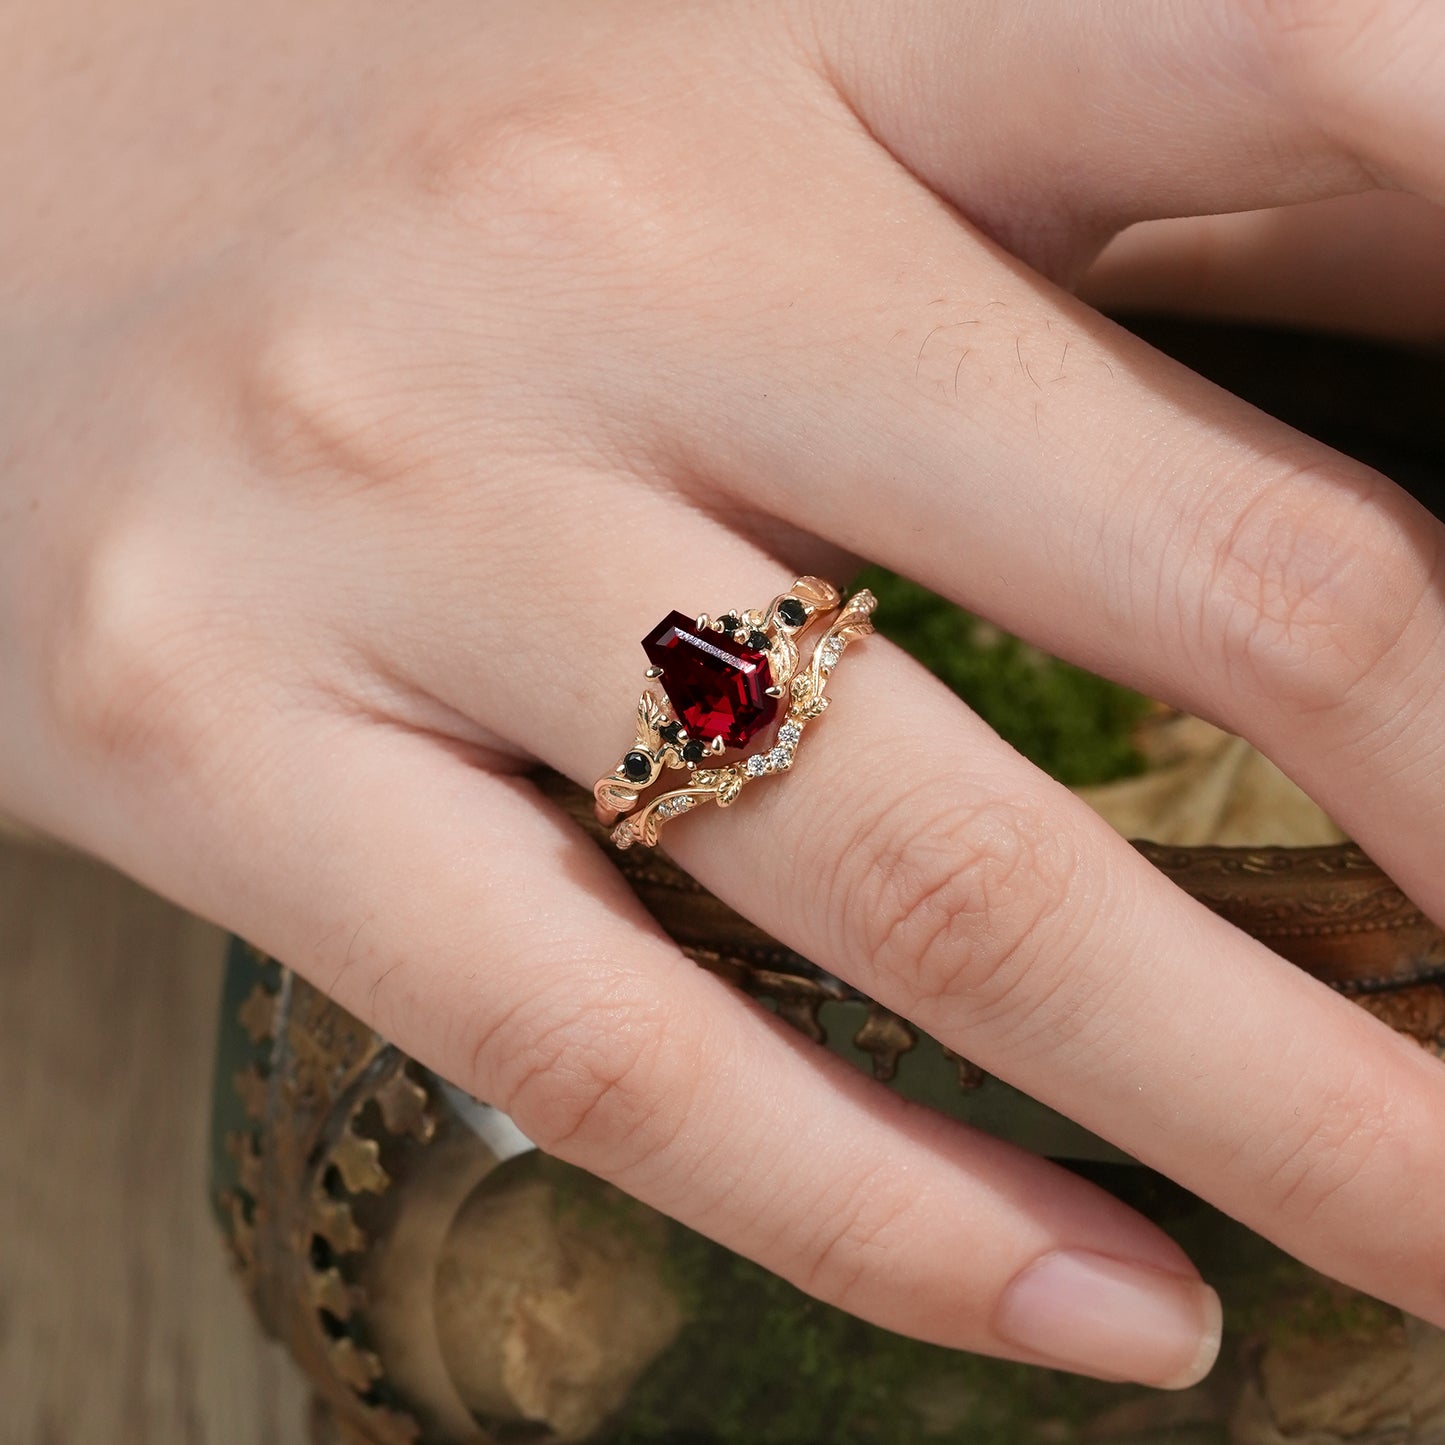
[197,483,1228,1390]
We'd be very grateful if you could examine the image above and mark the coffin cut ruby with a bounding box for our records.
[642,610,776,749]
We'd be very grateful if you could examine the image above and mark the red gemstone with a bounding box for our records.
[642,610,776,749]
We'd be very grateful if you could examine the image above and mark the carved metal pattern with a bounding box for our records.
[557,773,1445,1076]
[219,947,434,1445]
[217,798,1445,1445]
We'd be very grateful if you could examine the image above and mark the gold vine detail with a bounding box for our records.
[608,587,876,849]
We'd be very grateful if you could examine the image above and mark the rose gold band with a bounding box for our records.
[592,576,876,849]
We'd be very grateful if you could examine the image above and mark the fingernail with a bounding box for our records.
[994,1249,1223,1389]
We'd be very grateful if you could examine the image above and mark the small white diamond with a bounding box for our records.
[675,796,695,811]
[769,745,792,770]
[745,754,766,778]
[778,721,802,745]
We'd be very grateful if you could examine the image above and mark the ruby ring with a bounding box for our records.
[593,576,877,849]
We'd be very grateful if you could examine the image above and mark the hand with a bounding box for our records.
[5,0,1445,1392]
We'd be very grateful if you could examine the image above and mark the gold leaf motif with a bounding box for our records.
[330,1126,389,1195]
[791,576,842,611]
[233,1064,269,1121]
[768,632,798,690]
[311,1199,367,1255]
[594,777,646,814]
[237,983,278,1044]
[853,1003,917,1082]
[940,1045,989,1090]
[821,590,877,651]
[309,1267,357,1319]
[220,1191,257,1279]
[636,690,670,749]
[375,1070,435,1143]
[716,771,743,807]
[328,1338,384,1391]
[226,1130,264,1196]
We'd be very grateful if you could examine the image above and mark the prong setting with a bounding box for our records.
[596,577,871,846]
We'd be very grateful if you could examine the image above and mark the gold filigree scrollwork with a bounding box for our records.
[608,585,876,849]
[593,692,675,816]
[595,576,836,830]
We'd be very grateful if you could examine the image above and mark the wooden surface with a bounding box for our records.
[0,835,311,1445]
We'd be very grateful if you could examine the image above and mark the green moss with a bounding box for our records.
[1257,1276,1400,1350]
[1057,1161,1405,1353]
[846,565,1151,787]
[610,1209,1115,1445]
[545,1157,668,1252]
[536,1156,1102,1442]
[533,1154,1131,1445]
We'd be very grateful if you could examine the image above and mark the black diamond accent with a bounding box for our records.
[682,740,705,763]
[622,750,652,782]
[777,597,807,627]
[659,721,684,744]
[716,613,741,633]
[746,629,770,651]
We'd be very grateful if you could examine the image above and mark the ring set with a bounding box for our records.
[593,575,876,849]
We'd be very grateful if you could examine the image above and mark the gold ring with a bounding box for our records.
[593,575,876,849]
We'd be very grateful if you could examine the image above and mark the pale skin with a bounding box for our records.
[5,0,1445,1393]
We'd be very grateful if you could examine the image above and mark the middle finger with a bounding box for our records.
[642,124,1445,1011]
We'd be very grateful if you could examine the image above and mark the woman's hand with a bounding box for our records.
[5,0,1445,1390]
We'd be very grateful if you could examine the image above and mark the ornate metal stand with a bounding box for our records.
[214,774,1445,1445]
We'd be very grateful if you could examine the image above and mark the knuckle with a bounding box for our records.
[792,1165,909,1308]
[239,297,431,491]
[48,521,219,770]
[1194,464,1437,717]
[469,975,686,1174]
[836,778,1086,1030]
[243,91,702,486]
[238,283,563,507]
[400,83,687,273]
[1252,1070,1404,1232]
[1248,0,1415,136]
[1251,0,1367,59]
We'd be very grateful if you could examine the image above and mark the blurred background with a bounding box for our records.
[0,833,313,1442]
